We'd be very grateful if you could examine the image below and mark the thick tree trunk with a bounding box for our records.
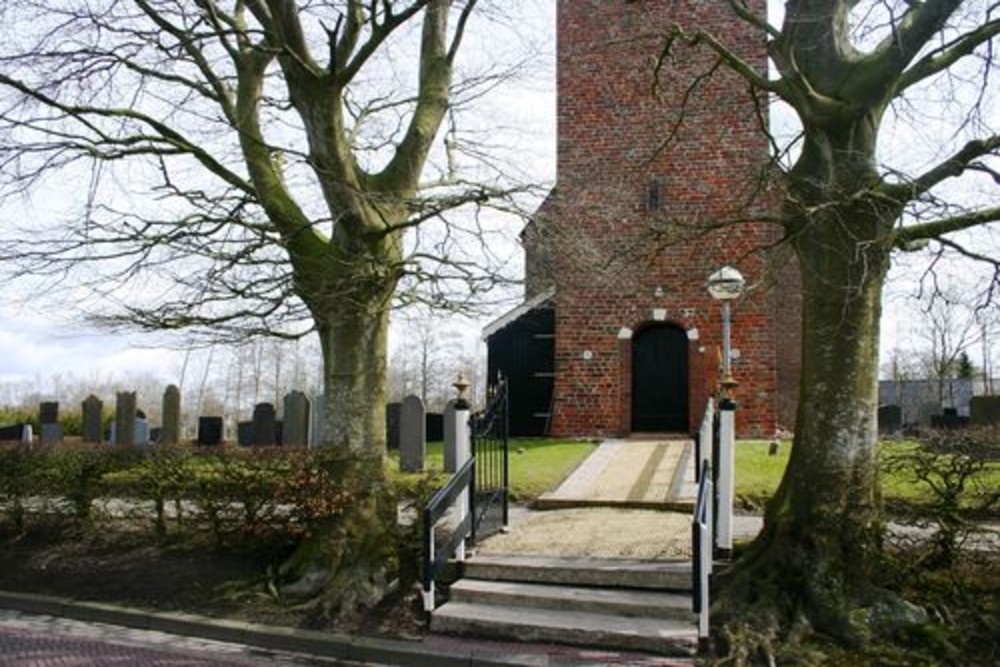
[276,284,399,615]
[318,301,391,452]
[713,215,924,658]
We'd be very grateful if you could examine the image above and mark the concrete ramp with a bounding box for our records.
[536,439,694,511]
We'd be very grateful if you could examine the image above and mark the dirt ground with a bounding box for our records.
[0,525,425,639]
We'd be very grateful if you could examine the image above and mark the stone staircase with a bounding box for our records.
[431,554,698,656]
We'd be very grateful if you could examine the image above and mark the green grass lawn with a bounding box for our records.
[389,439,597,502]
[736,439,999,510]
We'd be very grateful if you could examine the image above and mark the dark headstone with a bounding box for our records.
[399,395,425,473]
[161,385,181,446]
[282,391,310,448]
[81,395,103,444]
[40,423,64,446]
[150,427,162,444]
[386,402,401,450]
[425,412,444,442]
[970,396,1000,425]
[310,395,326,448]
[39,401,59,425]
[878,405,903,435]
[197,416,223,446]
[251,403,277,446]
[114,391,137,446]
[931,413,969,430]
[0,423,27,442]
[768,440,780,456]
[275,420,283,446]
[237,421,254,447]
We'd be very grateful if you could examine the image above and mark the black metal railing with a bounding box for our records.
[421,457,475,611]
[471,378,509,542]
[420,377,509,611]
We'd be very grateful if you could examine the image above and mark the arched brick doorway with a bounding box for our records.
[631,324,689,433]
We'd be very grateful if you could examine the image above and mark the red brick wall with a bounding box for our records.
[548,0,790,439]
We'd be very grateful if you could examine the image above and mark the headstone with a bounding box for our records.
[767,440,780,456]
[399,395,426,473]
[40,423,64,446]
[877,405,902,435]
[81,395,103,443]
[275,420,284,446]
[39,401,59,425]
[39,402,62,445]
[149,427,162,444]
[134,417,150,446]
[197,416,223,446]
[237,421,254,447]
[970,396,1000,425]
[426,412,444,442]
[443,400,458,473]
[282,391,310,448]
[114,392,137,446]
[251,403,277,446]
[0,423,27,442]
[160,385,181,445]
[386,402,401,450]
[309,395,326,448]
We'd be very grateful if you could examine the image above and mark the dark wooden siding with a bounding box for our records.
[486,308,555,437]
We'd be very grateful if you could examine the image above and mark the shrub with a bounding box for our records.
[881,426,999,569]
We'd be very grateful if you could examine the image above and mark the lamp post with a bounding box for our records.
[706,266,745,559]
[707,266,746,398]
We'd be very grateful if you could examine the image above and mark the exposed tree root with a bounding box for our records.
[710,521,927,665]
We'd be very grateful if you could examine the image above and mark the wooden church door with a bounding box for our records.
[631,324,689,432]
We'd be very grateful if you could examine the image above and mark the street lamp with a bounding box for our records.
[706,266,745,560]
[707,266,746,399]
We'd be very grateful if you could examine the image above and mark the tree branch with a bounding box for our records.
[893,206,1000,246]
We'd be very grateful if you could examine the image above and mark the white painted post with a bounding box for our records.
[453,402,471,562]
[717,400,736,558]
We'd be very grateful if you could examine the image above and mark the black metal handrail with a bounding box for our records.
[421,457,476,611]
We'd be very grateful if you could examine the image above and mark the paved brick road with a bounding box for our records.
[0,611,347,667]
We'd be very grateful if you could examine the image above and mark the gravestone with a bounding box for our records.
[309,395,326,448]
[251,403,277,446]
[39,401,59,425]
[0,423,27,442]
[237,421,254,447]
[443,400,458,473]
[135,417,150,445]
[39,400,63,445]
[399,395,426,473]
[426,412,444,442]
[41,423,64,446]
[282,391,310,448]
[970,396,1000,425]
[386,402,401,450]
[114,392,137,446]
[160,385,181,445]
[150,427,162,444]
[197,416,223,446]
[275,420,284,446]
[878,405,902,435]
[81,395,103,444]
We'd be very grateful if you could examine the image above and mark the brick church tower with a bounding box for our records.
[485,0,800,439]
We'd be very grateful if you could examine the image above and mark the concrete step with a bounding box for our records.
[431,601,697,656]
[463,554,692,591]
[449,579,694,620]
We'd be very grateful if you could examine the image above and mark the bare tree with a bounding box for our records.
[0,0,536,607]
[656,0,1000,656]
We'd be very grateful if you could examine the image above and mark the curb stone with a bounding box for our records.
[0,589,675,666]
